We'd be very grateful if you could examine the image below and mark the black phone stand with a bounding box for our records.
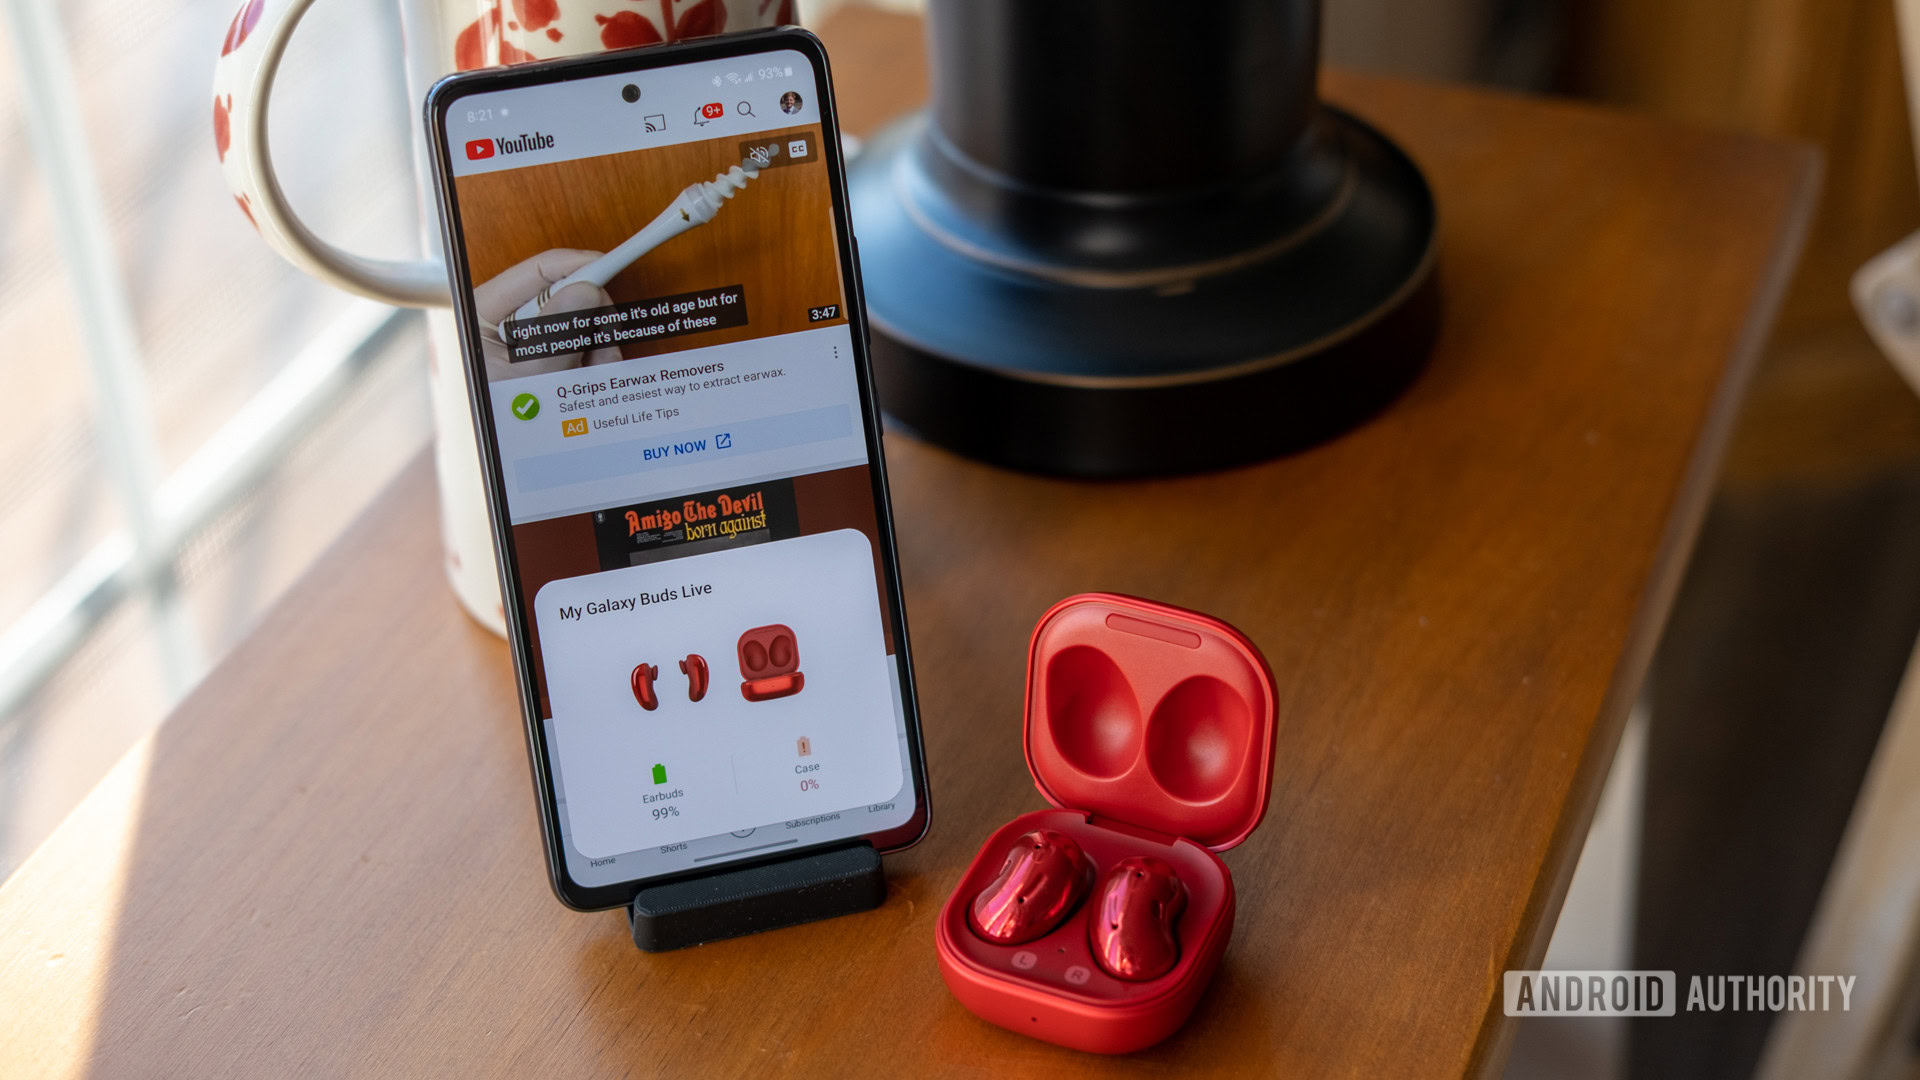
[627,841,885,951]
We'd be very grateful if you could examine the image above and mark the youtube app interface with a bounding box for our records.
[444,50,913,886]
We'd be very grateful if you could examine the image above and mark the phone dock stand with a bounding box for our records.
[627,841,886,951]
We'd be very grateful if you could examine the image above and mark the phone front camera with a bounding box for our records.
[621,84,641,103]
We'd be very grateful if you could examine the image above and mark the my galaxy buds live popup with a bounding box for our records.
[1089,856,1188,981]
[969,829,1094,946]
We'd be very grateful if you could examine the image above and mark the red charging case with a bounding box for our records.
[738,623,805,702]
[935,593,1278,1054]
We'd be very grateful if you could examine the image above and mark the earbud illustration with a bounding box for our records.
[968,829,1094,946]
[630,662,659,711]
[1088,856,1188,981]
[680,654,708,702]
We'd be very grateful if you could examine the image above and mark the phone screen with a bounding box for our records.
[432,38,925,902]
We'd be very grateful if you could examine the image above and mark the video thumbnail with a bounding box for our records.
[454,126,846,381]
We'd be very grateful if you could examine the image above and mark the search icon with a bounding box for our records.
[737,100,754,117]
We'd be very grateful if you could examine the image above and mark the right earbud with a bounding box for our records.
[1088,856,1188,981]
[680,654,708,702]
[969,829,1093,946]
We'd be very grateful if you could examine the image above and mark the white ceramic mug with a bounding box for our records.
[212,0,795,634]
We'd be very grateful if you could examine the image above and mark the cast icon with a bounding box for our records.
[738,624,804,701]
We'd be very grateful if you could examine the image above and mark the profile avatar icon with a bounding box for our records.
[779,90,802,115]
[738,624,804,701]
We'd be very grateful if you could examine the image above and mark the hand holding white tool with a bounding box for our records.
[497,149,776,341]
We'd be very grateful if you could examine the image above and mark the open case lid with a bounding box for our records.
[1022,593,1278,852]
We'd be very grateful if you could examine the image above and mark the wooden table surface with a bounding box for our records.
[0,11,1817,1079]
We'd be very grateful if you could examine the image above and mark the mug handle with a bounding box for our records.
[215,0,450,307]
[1855,231,1920,399]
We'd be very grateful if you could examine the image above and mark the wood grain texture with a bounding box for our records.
[456,124,846,360]
[0,10,1818,1079]
[1565,0,1918,331]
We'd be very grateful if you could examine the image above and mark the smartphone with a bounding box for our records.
[425,28,928,910]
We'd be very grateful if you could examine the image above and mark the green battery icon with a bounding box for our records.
[651,763,667,785]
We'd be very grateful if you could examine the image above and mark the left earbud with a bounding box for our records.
[630,663,660,711]
[1088,856,1188,981]
[969,829,1094,946]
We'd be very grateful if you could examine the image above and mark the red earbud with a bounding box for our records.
[1088,856,1187,981]
[680,654,708,702]
[969,829,1094,946]
[630,662,659,711]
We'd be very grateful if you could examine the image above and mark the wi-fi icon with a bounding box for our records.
[725,72,742,85]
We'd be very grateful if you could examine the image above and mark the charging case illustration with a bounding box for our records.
[738,624,805,702]
[934,593,1278,1054]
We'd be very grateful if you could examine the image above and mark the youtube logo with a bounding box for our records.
[465,138,494,160]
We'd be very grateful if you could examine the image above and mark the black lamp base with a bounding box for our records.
[847,105,1439,477]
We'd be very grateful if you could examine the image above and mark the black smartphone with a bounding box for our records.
[425,28,928,911]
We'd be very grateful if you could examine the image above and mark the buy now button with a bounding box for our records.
[560,418,588,437]
[516,405,852,494]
